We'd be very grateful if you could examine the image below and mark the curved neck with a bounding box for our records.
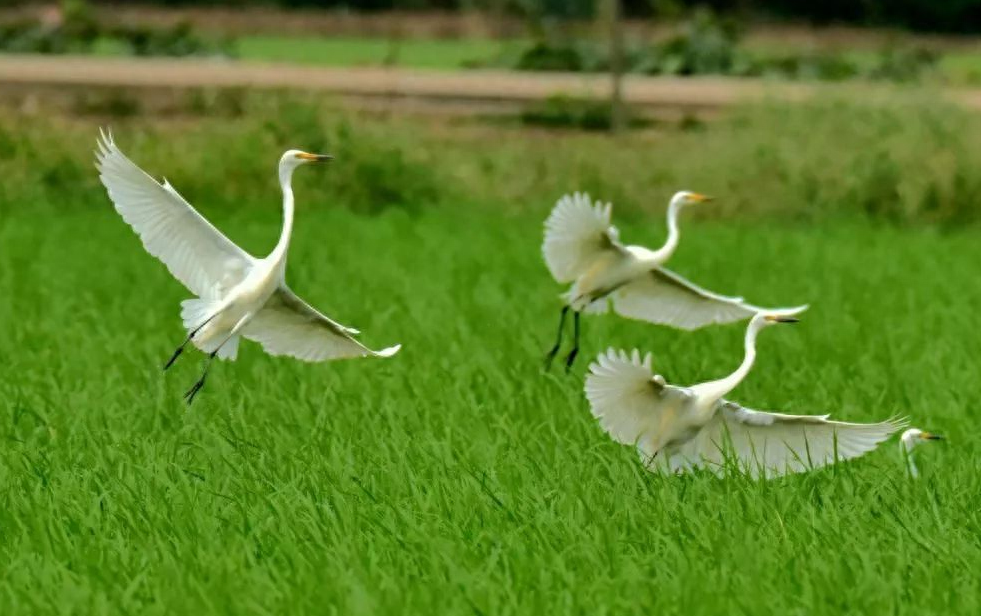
[270,167,295,266]
[652,200,683,262]
[901,442,919,478]
[699,321,761,404]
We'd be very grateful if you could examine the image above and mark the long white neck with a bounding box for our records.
[651,199,683,263]
[697,319,762,405]
[270,166,295,269]
[901,441,919,478]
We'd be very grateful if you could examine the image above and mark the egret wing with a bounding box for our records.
[543,192,622,283]
[242,287,400,362]
[672,401,907,478]
[585,348,692,453]
[612,266,806,330]
[95,130,254,298]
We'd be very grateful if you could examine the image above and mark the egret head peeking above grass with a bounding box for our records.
[900,428,943,478]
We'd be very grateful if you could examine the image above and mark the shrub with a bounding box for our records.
[520,95,650,131]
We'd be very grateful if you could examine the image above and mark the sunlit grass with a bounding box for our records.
[0,103,980,613]
[234,35,519,69]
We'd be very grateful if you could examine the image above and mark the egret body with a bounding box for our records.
[585,311,905,478]
[542,191,806,369]
[96,132,400,403]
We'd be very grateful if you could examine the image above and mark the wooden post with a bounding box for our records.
[605,0,625,133]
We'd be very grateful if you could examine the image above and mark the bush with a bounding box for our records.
[515,41,588,72]
[510,9,941,84]
[520,94,650,131]
[644,8,741,75]
[110,21,234,58]
[0,1,233,58]
[0,0,98,54]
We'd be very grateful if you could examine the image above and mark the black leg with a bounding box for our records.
[183,351,218,405]
[164,314,215,371]
[163,343,186,371]
[564,311,581,372]
[543,306,570,371]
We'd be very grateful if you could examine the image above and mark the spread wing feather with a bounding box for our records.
[542,192,621,283]
[671,401,907,478]
[613,267,807,330]
[242,287,400,362]
[95,129,254,298]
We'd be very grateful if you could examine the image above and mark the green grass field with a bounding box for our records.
[235,35,517,69]
[89,32,981,83]
[1,99,980,614]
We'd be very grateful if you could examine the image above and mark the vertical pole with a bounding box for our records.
[607,0,625,133]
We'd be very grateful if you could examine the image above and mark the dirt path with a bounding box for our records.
[1,54,978,115]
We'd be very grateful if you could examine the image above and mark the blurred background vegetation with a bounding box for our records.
[0,1,975,83]
[2,0,981,224]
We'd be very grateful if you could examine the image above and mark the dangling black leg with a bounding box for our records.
[543,306,570,371]
[564,311,581,372]
[163,341,188,371]
[183,350,218,405]
[164,314,216,371]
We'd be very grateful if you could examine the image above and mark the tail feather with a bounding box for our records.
[180,298,221,332]
[216,335,239,361]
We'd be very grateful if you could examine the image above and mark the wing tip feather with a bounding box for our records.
[374,344,401,358]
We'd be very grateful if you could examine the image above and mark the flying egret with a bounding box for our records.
[584,310,906,478]
[900,428,943,478]
[95,131,400,403]
[542,191,806,370]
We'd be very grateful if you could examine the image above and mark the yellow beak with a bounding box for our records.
[688,193,714,203]
[295,152,333,162]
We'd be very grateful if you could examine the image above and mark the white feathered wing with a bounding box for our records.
[95,129,255,300]
[585,348,905,479]
[542,192,621,283]
[242,287,400,362]
[612,267,807,331]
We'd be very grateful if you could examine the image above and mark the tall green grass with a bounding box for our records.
[2,94,981,226]
[0,100,980,614]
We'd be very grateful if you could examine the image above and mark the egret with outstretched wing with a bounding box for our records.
[584,310,905,478]
[96,131,400,403]
[542,191,806,369]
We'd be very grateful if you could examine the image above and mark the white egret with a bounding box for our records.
[542,191,806,369]
[900,428,943,478]
[96,131,400,403]
[584,310,906,478]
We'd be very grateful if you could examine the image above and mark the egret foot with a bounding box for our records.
[183,376,207,405]
[183,350,217,405]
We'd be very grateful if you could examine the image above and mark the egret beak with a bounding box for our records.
[296,152,333,163]
[921,432,944,441]
[765,315,799,324]
[688,193,714,203]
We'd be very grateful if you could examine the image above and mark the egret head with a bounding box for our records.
[669,191,714,210]
[279,149,333,178]
[901,428,943,453]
